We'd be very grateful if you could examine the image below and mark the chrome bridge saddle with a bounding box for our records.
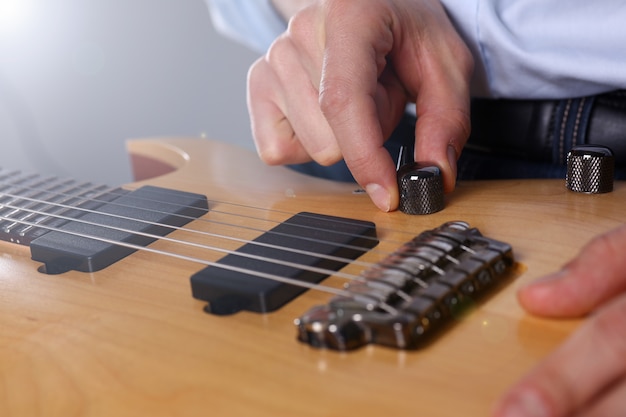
[296,221,514,351]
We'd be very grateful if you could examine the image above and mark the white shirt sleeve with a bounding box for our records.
[441,0,626,99]
[206,0,626,99]
[205,0,287,53]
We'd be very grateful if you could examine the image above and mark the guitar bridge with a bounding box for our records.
[295,221,515,351]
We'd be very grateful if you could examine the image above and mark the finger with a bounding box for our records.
[492,295,626,417]
[266,34,341,165]
[247,56,311,165]
[410,21,473,192]
[376,66,414,140]
[319,4,401,211]
[518,224,626,318]
[285,7,325,86]
[576,377,626,417]
[247,39,340,167]
[413,97,471,193]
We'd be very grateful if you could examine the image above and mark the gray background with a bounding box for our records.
[0,0,260,186]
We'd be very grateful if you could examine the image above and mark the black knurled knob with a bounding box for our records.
[397,162,444,215]
[566,145,614,194]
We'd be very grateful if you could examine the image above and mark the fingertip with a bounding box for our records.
[365,183,399,212]
[516,270,589,318]
[516,274,561,316]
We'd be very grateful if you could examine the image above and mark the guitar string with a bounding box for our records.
[0,173,444,307]
[0,171,430,297]
[0,204,399,314]
[0,170,386,243]
[0,182,418,310]
[0,168,419,245]
[189,194,413,245]
[0,171,413,255]
[0,185,392,264]
[0,196,373,279]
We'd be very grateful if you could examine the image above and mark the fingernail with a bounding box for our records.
[365,183,391,212]
[498,389,550,417]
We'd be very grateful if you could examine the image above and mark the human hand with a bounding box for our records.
[247,0,473,211]
[492,224,626,416]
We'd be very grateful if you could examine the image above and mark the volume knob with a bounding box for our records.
[566,145,614,194]
[397,162,444,215]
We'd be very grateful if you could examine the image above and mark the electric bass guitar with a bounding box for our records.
[1,137,623,417]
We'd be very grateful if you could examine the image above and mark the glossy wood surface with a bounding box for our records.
[1,138,624,417]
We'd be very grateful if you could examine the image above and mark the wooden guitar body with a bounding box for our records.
[1,137,624,417]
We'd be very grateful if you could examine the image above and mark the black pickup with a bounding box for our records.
[29,185,208,274]
[191,212,378,315]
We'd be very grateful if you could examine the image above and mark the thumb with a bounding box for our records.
[414,110,468,192]
[410,49,472,193]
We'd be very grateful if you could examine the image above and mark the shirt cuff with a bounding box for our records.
[206,0,287,53]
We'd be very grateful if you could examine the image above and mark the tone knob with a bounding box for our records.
[397,162,444,215]
[566,145,614,194]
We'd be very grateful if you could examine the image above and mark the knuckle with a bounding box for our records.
[445,108,472,139]
[318,78,353,119]
[344,152,372,176]
[251,120,298,166]
[258,152,283,166]
[265,35,290,68]
[311,146,342,167]
[286,8,314,41]
[422,107,472,144]
[257,142,292,166]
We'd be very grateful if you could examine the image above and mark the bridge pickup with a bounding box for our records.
[295,221,515,351]
[190,212,378,316]
[30,186,208,274]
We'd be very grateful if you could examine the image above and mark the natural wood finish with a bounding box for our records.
[1,137,624,417]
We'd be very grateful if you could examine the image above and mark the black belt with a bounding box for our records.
[290,91,626,183]
[468,90,626,166]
